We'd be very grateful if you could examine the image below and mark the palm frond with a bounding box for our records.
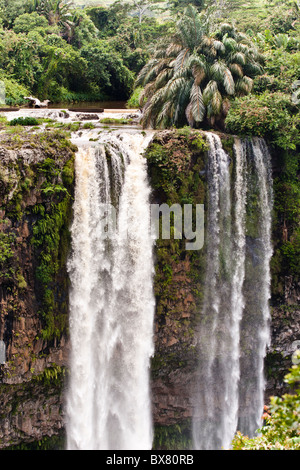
[223,35,238,52]
[174,48,190,72]
[156,100,173,129]
[244,61,264,76]
[232,51,246,66]
[135,58,159,86]
[177,4,205,48]
[201,36,217,57]
[202,36,213,47]
[223,67,235,95]
[155,68,173,90]
[187,54,207,85]
[154,59,172,76]
[207,90,222,118]
[189,83,205,123]
[203,80,218,105]
[167,66,191,87]
[185,102,194,127]
[211,62,235,95]
[230,63,244,78]
[142,87,166,128]
[213,40,225,53]
[166,42,183,58]
[166,77,188,100]
[139,82,156,105]
[235,76,253,95]
[219,23,236,38]
[174,77,194,124]
[236,32,253,46]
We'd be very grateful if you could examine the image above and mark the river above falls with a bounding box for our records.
[48,101,128,110]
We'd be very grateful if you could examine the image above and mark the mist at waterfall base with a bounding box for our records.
[59,118,273,450]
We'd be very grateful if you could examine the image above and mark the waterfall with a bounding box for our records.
[193,133,273,450]
[66,131,155,450]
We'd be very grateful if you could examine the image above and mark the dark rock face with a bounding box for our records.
[266,303,300,400]
[0,131,75,448]
[0,381,65,448]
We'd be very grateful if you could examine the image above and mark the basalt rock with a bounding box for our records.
[0,130,75,447]
[75,113,99,120]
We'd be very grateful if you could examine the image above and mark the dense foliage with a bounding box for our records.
[0,0,174,104]
[232,351,300,450]
[136,5,264,128]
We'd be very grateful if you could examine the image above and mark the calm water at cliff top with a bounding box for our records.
[49,101,127,110]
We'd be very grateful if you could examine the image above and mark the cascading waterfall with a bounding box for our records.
[193,133,273,450]
[66,131,155,450]
[237,137,273,437]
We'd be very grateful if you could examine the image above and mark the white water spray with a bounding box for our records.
[66,131,155,450]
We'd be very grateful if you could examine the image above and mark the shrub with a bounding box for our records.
[0,75,30,106]
[13,12,48,34]
[225,91,300,150]
[232,351,300,450]
[9,117,39,126]
[126,86,143,109]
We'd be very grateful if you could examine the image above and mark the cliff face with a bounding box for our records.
[0,129,75,448]
[0,127,298,449]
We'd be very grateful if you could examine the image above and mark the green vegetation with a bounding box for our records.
[8,117,39,126]
[0,0,175,104]
[99,117,131,124]
[225,91,300,150]
[33,363,66,387]
[30,135,76,341]
[146,128,207,372]
[222,0,300,34]
[126,86,143,108]
[0,129,76,342]
[222,0,300,300]
[153,422,192,450]
[232,351,300,450]
[136,5,264,128]
[4,432,65,450]
[0,233,15,282]
[0,0,297,109]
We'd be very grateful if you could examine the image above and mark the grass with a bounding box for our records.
[99,117,132,124]
[220,0,291,32]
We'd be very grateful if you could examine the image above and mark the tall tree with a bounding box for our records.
[136,5,264,129]
[27,0,74,28]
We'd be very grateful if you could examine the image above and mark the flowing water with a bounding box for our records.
[65,131,155,450]
[237,138,273,437]
[192,134,273,450]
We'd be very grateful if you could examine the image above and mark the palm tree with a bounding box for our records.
[136,5,264,129]
[43,0,74,27]
[26,0,43,12]
[27,0,74,28]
